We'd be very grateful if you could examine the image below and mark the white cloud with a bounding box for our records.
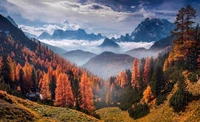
[19,20,81,36]
[4,0,157,36]
[135,8,156,18]
[131,6,135,9]
[39,39,154,54]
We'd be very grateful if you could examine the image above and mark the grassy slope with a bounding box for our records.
[0,90,100,122]
[96,83,200,122]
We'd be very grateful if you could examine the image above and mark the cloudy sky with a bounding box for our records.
[0,0,200,37]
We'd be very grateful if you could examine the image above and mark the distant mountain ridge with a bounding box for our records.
[62,50,97,66]
[117,18,175,42]
[38,28,105,41]
[125,36,173,58]
[38,31,52,39]
[83,51,134,80]
[98,38,120,48]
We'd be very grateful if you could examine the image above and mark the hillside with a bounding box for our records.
[83,51,134,80]
[96,82,200,122]
[125,47,155,59]
[0,13,103,116]
[62,50,97,66]
[0,90,100,122]
[125,36,173,59]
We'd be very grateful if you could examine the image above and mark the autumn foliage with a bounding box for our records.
[143,58,150,85]
[0,29,102,114]
[143,85,154,103]
[54,73,74,107]
[79,72,95,113]
[131,59,140,88]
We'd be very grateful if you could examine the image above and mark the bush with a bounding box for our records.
[188,73,198,82]
[119,88,142,110]
[156,94,167,105]
[169,89,192,112]
[128,103,150,119]
[91,112,101,119]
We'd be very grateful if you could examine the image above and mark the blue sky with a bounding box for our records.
[0,0,200,37]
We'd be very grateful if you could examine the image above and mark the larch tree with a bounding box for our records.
[143,85,154,103]
[54,73,74,107]
[143,58,150,85]
[7,56,15,82]
[40,73,51,100]
[22,62,33,93]
[15,63,22,81]
[167,5,198,70]
[62,73,74,107]
[131,59,140,88]
[79,72,95,113]
[119,71,128,88]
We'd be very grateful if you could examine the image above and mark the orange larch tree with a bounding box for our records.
[143,58,150,85]
[39,73,51,100]
[54,73,74,107]
[79,72,95,113]
[131,59,140,88]
[15,63,22,81]
[143,85,154,103]
[118,71,128,88]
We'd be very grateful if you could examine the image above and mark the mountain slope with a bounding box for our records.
[0,14,103,116]
[117,18,174,42]
[83,51,134,80]
[96,82,200,122]
[149,36,173,51]
[62,50,97,66]
[0,90,100,122]
[7,16,18,28]
[125,47,155,59]
[0,14,37,50]
[125,36,173,59]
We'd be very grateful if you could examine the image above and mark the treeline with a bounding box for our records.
[104,55,168,108]
[0,31,103,114]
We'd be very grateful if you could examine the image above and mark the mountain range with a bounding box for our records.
[38,28,105,41]
[116,18,175,42]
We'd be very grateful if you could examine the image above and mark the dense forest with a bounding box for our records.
[0,5,200,120]
[0,16,104,116]
[101,5,200,119]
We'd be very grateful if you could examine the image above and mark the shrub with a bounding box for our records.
[169,89,192,112]
[119,88,142,110]
[91,112,101,119]
[188,73,198,82]
[156,94,167,105]
[128,103,150,119]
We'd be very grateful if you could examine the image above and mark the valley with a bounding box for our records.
[0,1,200,122]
